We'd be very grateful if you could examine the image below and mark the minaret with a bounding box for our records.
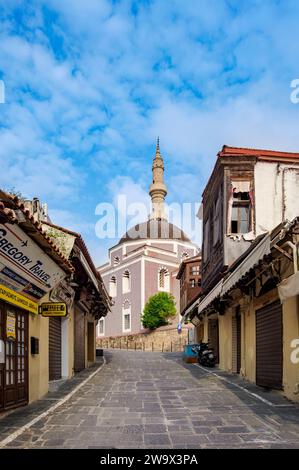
[149,138,167,221]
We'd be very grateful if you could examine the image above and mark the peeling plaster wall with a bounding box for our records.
[254,162,299,234]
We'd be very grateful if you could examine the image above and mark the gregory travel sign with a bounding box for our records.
[0,223,66,302]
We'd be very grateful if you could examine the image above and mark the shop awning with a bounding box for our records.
[197,279,224,315]
[221,233,271,297]
[278,271,299,302]
[195,233,271,316]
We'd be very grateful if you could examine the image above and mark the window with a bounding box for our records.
[190,266,200,276]
[228,181,252,235]
[122,301,131,332]
[159,268,170,291]
[97,318,105,336]
[109,276,117,297]
[203,219,210,262]
[213,195,220,245]
[231,192,251,234]
[124,313,131,331]
[122,270,131,293]
[113,256,120,266]
[189,279,196,288]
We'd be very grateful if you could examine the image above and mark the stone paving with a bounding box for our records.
[0,350,299,448]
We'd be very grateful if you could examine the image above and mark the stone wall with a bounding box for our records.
[97,327,188,352]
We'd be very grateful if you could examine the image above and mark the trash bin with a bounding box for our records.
[183,344,199,363]
[96,348,103,357]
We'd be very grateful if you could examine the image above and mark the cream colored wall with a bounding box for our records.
[29,299,75,403]
[203,316,208,343]
[242,301,256,382]
[218,311,233,372]
[283,295,299,401]
[28,313,49,403]
[216,291,299,403]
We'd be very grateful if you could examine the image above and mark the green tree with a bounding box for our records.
[141,292,176,330]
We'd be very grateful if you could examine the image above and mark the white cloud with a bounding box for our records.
[1,0,299,265]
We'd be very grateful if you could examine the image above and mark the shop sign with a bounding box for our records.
[6,310,16,340]
[50,279,75,309]
[0,284,38,315]
[40,302,67,317]
[0,223,66,302]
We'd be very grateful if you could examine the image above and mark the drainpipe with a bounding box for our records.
[281,241,298,273]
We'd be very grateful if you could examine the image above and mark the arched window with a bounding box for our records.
[109,276,117,297]
[113,256,120,266]
[122,300,131,332]
[122,270,131,293]
[159,268,170,291]
[97,318,105,336]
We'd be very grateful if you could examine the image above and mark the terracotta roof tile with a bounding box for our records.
[0,190,74,273]
[218,145,299,160]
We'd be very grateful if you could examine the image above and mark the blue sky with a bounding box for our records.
[1,0,299,265]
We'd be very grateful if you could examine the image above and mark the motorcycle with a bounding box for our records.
[191,342,216,367]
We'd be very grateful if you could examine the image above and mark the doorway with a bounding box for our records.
[0,302,28,412]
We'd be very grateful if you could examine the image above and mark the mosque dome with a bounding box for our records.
[118,219,191,244]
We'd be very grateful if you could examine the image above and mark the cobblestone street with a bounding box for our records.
[1,350,299,449]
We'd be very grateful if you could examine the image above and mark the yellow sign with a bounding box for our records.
[40,302,67,317]
[0,284,38,315]
[6,311,16,340]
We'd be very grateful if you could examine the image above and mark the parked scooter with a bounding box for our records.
[191,341,216,367]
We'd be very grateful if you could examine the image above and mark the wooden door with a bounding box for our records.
[87,322,95,363]
[0,302,4,411]
[74,308,85,372]
[0,302,28,411]
[208,318,219,363]
[236,310,241,374]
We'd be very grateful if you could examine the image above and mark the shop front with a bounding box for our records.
[0,285,38,411]
[0,196,73,411]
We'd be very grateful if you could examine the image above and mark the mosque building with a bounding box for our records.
[97,140,198,339]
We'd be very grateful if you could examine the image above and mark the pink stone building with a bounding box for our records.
[97,141,198,338]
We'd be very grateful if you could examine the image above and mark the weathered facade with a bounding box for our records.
[0,191,73,411]
[41,222,111,373]
[185,145,299,402]
[0,190,111,414]
[201,146,299,293]
[176,255,202,317]
[191,219,299,401]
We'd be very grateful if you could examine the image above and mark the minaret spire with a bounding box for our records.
[149,138,167,221]
[156,136,160,154]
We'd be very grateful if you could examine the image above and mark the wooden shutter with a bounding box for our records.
[256,300,283,390]
[74,308,85,372]
[208,318,219,363]
[49,317,62,381]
